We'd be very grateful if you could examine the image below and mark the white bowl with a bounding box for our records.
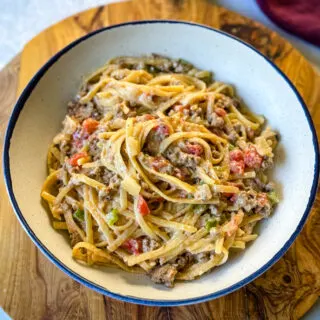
[3,21,319,306]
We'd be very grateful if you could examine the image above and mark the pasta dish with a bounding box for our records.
[41,55,279,287]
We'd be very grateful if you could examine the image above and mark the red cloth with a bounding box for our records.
[256,0,320,47]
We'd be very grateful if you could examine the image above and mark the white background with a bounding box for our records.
[0,0,319,318]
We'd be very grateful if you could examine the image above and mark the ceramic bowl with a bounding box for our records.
[3,21,319,306]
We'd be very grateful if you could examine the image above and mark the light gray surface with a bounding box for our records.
[0,0,318,318]
[0,0,123,69]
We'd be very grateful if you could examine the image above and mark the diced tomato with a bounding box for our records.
[230,149,244,161]
[230,149,245,174]
[244,145,262,169]
[69,152,88,166]
[215,107,227,117]
[122,239,142,255]
[154,124,170,137]
[137,195,150,216]
[230,160,245,175]
[257,192,268,207]
[186,143,203,156]
[82,118,99,135]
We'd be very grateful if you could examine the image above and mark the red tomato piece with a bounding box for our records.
[82,118,99,135]
[230,149,244,161]
[215,107,227,117]
[186,143,203,156]
[244,145,262,169]
[69,152,88,167]
[230,160,245,175]
[137,195,150,216]
[122,239,142,255]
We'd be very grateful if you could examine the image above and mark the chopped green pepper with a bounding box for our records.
[228,144,235,151]
[205,219,217,232]
[267,191,279,205]
[106,208,119,226]
[73,209,84,222]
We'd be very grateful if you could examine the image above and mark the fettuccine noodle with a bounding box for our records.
[41,55,279,287]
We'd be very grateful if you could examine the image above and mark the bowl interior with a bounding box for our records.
[5,21,318,305]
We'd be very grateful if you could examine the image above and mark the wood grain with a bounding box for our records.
[1,0,319,319]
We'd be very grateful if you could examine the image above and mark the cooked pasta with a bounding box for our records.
[41,55,279,287]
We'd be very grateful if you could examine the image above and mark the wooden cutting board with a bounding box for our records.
[1,0,319,319]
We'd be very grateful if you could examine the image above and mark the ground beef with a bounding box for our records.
[245,178,274,192]
[67,100,102,122]
[243,222,255,234]
[233,190,272,217]
[259,202,272,218]
[172,252,194,270]
[150,253,193,287]
[194,184,212,201]
[145,129,161,155]
[165,146,201,169]
[70,231,82,247]
[142,238,160,252]
[194,252,210,263]
[261,156,274,170]
[145,124,171,155]
[196,213,211,228]
[172,60,194,73]
[233,190,257,212]
[227,131,238,144]
[63,210,82,247]
[150,264,178,287]
[89,167,120,189]
[209,205,219,216]
[215,96,240,109]
[60,139,72,157]
[233,123,242,134]
[87,138,100,161]
[208,112,224,128]
[141,154,190,181]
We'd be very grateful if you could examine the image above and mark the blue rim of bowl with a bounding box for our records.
[3,20,319,306]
